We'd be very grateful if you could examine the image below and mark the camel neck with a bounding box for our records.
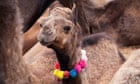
[54,48,70,70]
[53,47,88,81]
[53,47,81,70]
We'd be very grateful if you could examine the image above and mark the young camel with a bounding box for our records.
[37,6,125,84]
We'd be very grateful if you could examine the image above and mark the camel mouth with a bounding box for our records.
[38,33,57,47]
[44,42,53,46]
[40,39,55,46]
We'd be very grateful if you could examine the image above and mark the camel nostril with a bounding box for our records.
[45,26,50,29]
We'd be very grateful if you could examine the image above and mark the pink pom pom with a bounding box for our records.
[79,60,86,69]
[74,64,81,73]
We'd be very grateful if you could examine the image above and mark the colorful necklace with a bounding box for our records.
[53,49,88,80]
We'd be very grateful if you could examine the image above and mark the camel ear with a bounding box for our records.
[37,17,48,27]
[71,3,77,25]
[72,3,76,14]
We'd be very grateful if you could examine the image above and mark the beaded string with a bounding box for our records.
[53,49,88,80]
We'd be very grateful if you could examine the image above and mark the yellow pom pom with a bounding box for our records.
[57,71,64,79]
[53,69,59,76]
[53,69,64,79]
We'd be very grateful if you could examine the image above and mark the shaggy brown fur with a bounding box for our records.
[0,0,31,83]
[37,1,72,26]
[0,0,58,84]
[58,0,140,46]
[37,6,124,84]
[110,49,140,84]
[81,0,140,46]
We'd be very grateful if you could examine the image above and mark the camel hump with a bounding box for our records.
[82,32,114,48]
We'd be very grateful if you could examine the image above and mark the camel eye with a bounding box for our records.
[40,24,43,28]
[63,26,71,33]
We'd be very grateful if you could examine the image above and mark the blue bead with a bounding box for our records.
[70,69,77,78]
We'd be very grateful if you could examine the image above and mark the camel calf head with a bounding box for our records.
[38,5,81,50]
[38,17,75,48]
